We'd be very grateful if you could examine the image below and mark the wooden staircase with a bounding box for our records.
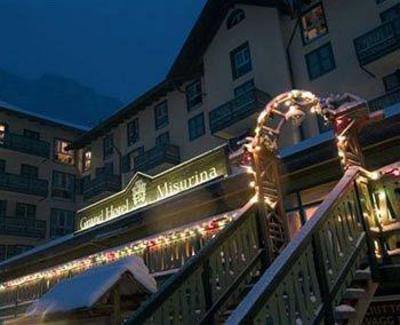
[127,162,400,324]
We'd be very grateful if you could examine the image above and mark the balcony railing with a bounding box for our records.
[0,132,50,158]
[368,88,400,112]
[209,89,271,134]
[354,17,400,66]
[0,173,49,197]
[83,174,121,200]
[0,217,46,238]
[133,144,181,173]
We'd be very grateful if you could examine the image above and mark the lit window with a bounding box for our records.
[103,134,114,159]
[54,139,74,165]
[154,101,169,130]
[127,118,140,145]
[52,171,75,199]
[227,9,245,30]
[186,80,202,111]
[230,42,252,80]
[305,42,336,80]
[50,208,75,238]
[188,113,205,141]
[83,150,92,172]
[301,3,328,44]
[0,123,7,142]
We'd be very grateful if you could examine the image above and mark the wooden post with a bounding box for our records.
[113,283,121,325]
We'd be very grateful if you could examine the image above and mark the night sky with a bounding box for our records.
[0,0,206,105]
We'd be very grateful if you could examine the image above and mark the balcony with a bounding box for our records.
[354,18,400,77]
[0,173,49,197]
[133,144,181,174]
[0,132,50,158]
[0,217,46,238]
[83,174,121,200]
[209,89,271,138]
[369,88,400,112]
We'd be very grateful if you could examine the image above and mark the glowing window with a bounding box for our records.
[54,139,74,165]
[301,4,328,44]
[83,150,92,172]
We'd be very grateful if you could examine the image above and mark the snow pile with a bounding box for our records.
[27,256,156,315]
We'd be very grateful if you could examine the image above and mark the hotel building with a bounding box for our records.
[0,0,399,323]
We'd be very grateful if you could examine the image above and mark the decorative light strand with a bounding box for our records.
[0,214,235,291]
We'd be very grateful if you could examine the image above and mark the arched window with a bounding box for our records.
[226,9,245,30]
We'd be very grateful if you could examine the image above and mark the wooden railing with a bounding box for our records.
[128,202,267,324]
[226,166,396,324]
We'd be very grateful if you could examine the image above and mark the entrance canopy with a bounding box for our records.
[26,256,156,316]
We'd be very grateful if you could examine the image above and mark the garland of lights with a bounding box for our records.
[0,214,235,291]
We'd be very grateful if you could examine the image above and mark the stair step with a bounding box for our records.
[334,304,356,321]
[343,288,366,300]
[354,267,371,281]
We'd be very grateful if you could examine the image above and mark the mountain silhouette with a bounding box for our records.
[0,69,123,127]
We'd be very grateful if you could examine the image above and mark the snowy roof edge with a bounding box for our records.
[0,99,91,132]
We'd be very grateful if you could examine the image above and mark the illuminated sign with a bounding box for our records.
[77,146,229,230]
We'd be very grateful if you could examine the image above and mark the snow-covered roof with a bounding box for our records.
[0,99,90,132]
[26,256,156,316]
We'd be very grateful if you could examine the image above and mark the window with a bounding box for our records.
[230,42,252,80]
[20,164,38,178]
[188,113,205,141]
[186,80,203,111]
[83,150,92,172]
[50,209,75,238]
[54,139,74,165]
[52,171,75,199]
[381,4,400,22]
[234,79,255,97]
[127,119,140,145]
[156,132,170,146]
[300,3,328,44]
[128,147,144,171]
[305,42,336,80]
[154,101,169,130]
[16,203,36,219]
[383,71,400,91]
[0,200,6,217]
[0,160,5,173]
[96,162,114,176]
[227,9,245,29]
[103,134,114,159]
[23,129,40,140]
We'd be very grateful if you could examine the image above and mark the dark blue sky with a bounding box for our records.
[0,0,206,102]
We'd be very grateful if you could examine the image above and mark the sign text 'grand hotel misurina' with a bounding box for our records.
[77,147,229,230]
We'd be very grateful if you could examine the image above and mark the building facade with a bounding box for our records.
[1,0,399,259]
[71,0,400,202]
[0,103,87,261]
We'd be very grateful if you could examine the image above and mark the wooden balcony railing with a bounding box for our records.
[0,173,48,197]
[354,17,400,66]
[0,132,50,158]
[82,173,121,200]
[0,217,46,239]
[209,89,271,134]
[133,144,180,173]
[368,88,400,112]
